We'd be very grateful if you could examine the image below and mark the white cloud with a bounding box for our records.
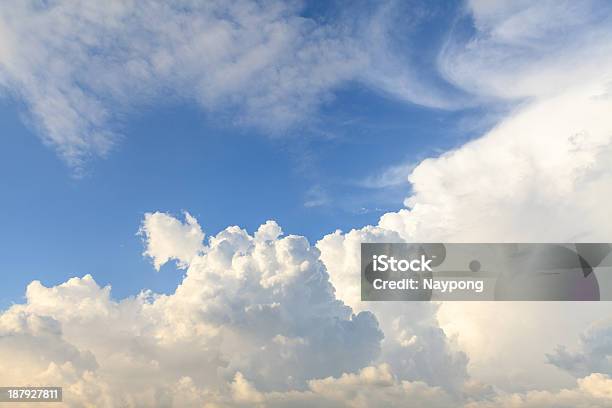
[227,370,612,408]
[223,368,612,408]
[317,227,469,393]
[224,364,456,408]
[360,162,415,189]
[317,80,612,394]
[1,0,467,171]
[316,2,612,396]
[0,216,390,406]
[0,0,487,171]
[1,0,611,176]
[353,1,470,110]
[440,0,612,101]
[377,83,612,243]
[0,1,368,168]
[140,211,205,270]
[303,185,330,208]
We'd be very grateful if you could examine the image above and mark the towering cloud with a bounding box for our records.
[317,68,612,399]
[316,1,612,395]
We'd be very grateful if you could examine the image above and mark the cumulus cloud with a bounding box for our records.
[223,368,612,408]
[345,2,612,245]
[223,364,456,408]
[315,0,612,397]
[317,227,469,393]
[317,74,612,398]
[1,209,611,407]
[316,74,612,391]
[376,83,612,243]
[223,370,612,408]
[436,301,612,393]
[0,216,389,406]
[140,211,205,270]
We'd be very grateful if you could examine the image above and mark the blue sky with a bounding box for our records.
[0,76,484,307]
[0,1,500,308]
[1,0,608,306]
[0,0,485,307]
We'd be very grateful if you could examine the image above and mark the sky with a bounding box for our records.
[0,0,486,307]
[0,75,481,307]
[2,0,612,407]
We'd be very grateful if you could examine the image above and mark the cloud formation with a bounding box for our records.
[317,226,469,393]
[317,59,612,402]
[140,211,205,270]
[0,0,478,170]
[0,1,365,168]
[440,0,612,100]
[315,0,612,397]
[1,212,612,407]
[377,83,612,243]
[315,87,612,402]
[2,0,611,178]
[0,215,389,406]
[2,2,612,406]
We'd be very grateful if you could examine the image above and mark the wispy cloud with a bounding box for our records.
[0,1,363,169]
[439,0,612,100]
[0,1,479,171]
[360,161,415,189]
[303,185,330,208]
